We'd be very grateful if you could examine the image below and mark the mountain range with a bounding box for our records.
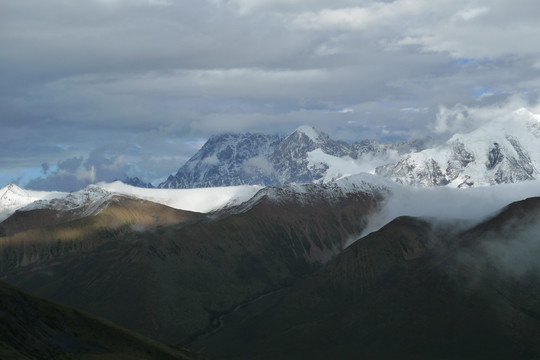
[158,108,540,189]
[1,108,540,358]
[1,171,540,358]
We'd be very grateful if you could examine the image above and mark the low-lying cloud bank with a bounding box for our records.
[356,178,540,243]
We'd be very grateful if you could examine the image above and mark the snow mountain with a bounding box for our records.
[120,176,154,188]
[159,126,431,189]
[159,133,283,188]
[376,108,540,187]
[159,109,540,189]
[0,184,67,222]
[270,125,354,184]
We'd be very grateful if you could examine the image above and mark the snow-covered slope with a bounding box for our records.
[156,110,540,190]
[157,125,430,189]
[0,184,67,222]
[376,108,540,187]
[0,182,264,223]
[226,173,392,214]
[269,126,355,184]
[21,185,114,218]
[100,181,263,213]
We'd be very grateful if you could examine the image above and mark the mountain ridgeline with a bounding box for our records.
[1,110,540,358]
[0,178,386,346]
[159,125,433,189]
[159,109,540,189]
[1,173,540,358]
[188,197,540,359]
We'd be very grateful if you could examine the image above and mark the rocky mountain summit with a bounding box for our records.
[159,125,431,189]
[159,108,540,189]
[159,132,283,188]
[377,108,540,187]
[121,176,155,188]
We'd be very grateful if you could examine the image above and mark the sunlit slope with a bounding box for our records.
[0,183,384,344]
[0,195,204,238]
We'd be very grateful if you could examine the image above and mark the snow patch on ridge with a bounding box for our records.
[307,149,373,183]
[99,181,264,213]
[1,182,264,222]
[0,184,67,222]
[21,185,114,217]
[295,125,320,142]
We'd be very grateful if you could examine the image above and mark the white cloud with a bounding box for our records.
[98,0,171,6]
[76,165,96,183]
[243,156,274,176]
[203,155,220,166]
[289,1,432,31]
[400,107,429,113]
[392,1,540,58]
[451,7,489,22]
[226,0,361,14]
[432,104,470,135]
[431,96,535,136]
[357,178,540,242]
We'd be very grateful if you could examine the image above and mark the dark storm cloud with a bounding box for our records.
[21,136,198,191]
[26,148,132,191]
[41,163,50,175]
[57,157,84,173]
[2,0,540,188]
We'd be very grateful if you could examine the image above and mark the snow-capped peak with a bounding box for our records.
[0,184,28,201]
[376,107,540,187]
[0,185,67,222]
[292,125,321,142]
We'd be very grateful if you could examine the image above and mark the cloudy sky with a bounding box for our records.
[2,0,540,190]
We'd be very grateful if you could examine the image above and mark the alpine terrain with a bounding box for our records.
[159,108,540,189]
[159,125,432,189]
[1,109,540,359]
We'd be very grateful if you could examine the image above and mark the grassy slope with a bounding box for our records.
[1,191,381,344]
[191,206,540,359]
[0,280,199,360]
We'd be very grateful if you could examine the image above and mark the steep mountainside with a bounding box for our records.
[0,281,198,360]
[0,180,386,344]
[190,197,540,359]
[121,176,155,188]
[269,125,354,184]
[159,126,431,189]
[160,133,283,188]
